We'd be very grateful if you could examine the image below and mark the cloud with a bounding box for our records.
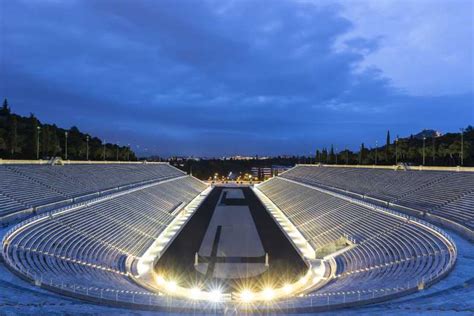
[335,0,474,96]
[0,0,472,156]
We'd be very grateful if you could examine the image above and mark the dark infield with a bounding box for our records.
[154,186,308,293]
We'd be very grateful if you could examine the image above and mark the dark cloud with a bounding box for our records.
[1,0,472,156]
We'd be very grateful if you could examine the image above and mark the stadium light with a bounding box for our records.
[209,289,222,302]
[65,131,68,160]
[460,128,464,166]
[36,126,41,160]
[283,283,293,294]
[240,289,254,302]
[155,275,166,285]
[190,287,202,300]
[263,288,274,301]
[423,137,426,166]
[166,280,177,292]
[375,141,378,165]
[86,135,90,161]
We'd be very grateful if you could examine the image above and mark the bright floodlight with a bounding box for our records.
[155,275,166,285]
[283,283,293,294]
[209,289,222,302]
[240,289,253,303]
[190,287,202,300]
[166,281,177,292]
[263,288,274,301]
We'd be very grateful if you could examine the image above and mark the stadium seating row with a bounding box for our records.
[3,175,207,299]
[280,166,474,231]
[0,163,184,218]
[257,177,455,298]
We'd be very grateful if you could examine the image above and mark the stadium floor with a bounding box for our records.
[155,186,307,293]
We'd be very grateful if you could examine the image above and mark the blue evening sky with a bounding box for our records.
[1,0,473,156]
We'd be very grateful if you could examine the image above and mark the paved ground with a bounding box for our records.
[223,189,244,199]
[155,186,307,292]
[196,189,267,279]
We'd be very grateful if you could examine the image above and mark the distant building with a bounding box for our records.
[251,165,292,180]
[414,129,443,139]
[271,165,292,176]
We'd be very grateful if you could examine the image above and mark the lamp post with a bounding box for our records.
[461,129,464,166]
[395,137,399,165]
[86,136,89,161]
[64,131,68,160]
[345,146,349,164]
[116,142,119,161]
[36,126,41,160]
[422,137,426,166]
[375,140,378,165]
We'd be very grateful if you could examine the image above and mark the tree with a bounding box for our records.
[0,99,10,116]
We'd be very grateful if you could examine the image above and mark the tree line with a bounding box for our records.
[315,128,473,166]
[176,127,473,180]
[0,99,137,161]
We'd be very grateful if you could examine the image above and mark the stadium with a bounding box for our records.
[1,0,473,314]
[0,160,472,314]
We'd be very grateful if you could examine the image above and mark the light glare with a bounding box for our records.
[166,281,177,292]
[240,289,253,302]
[263,288,274,300]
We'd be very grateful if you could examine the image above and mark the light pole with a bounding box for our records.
[422,137,426,166]
[36,126,41,160]
[86,136,90,161]
[64,131,68,160]
[460,128,464,166]
[116,142,119,161]
[395,137,399,165]
[345,146,349,164]
[375,140,378,165]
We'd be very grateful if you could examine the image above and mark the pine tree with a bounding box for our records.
[0,99,10,116]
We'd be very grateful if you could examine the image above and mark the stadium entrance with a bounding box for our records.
[154,186,307,294]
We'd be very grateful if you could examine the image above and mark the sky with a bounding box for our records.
[1,0,473,157]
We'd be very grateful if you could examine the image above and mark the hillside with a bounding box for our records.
[0,99,137,161]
